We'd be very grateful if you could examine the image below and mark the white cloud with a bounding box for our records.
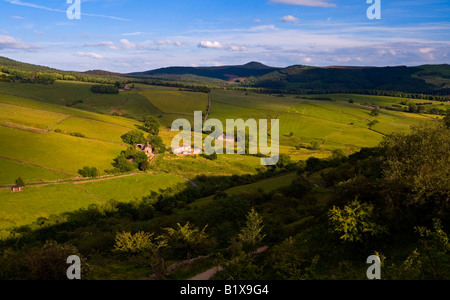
[419,47,434,54]
[198,40,223,49]
[12,16,25,19]
[280,15,299,23]
[155,40,183,47]
[198,41,246,51]
[119,39,136,49]
[75,52,104,59]
[270,0,336,8]
[0,35,36,50]
[84,41,118,50]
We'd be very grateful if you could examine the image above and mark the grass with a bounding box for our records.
[0,93,142,129]
[150,154,263,179]
[0,126,125,175]
[78,174,189,203]
[0,183,97,229]
[139,87,209,116]
[0,102,69,130]
[51,116,133,144]
[191,172,298,209]
[0,157,73,186]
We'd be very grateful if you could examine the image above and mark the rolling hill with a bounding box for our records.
[127,61,282,81]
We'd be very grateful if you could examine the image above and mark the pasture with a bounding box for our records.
[0,125,125,175]
[0,183,97,230]
[77,173,189,204]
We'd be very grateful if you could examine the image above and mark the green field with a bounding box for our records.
[139,88,208,115]
[51,116,132,144]
[0,79,443,234]
[191,172,298,208]
[0,157,73,186]
[0,102,68,130]
[0,124,125,175]
[78,174,189,203]
[0,183,97,229]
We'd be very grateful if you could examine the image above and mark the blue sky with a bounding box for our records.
[0,0,449,73]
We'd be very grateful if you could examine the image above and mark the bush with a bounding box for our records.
[78,166,99,178]
[90,85,119,94]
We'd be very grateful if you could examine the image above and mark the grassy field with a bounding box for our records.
[51,116,133,144]
[0,157,73,186]
[190,172,298,209]
[0,102,69,130]
[0,183,97,229]
[0,125,125,175]
[78,174,189,203]
[0,79,444,233]
[139,87,208,115]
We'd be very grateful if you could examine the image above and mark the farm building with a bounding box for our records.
[217,134,235,143]
[172,145,202,156]
[136,143,153,157]
[11,186,23,192]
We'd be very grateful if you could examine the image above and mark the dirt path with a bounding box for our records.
[73,184,104,204]
[187,246,269,281]
[46,115,73,130]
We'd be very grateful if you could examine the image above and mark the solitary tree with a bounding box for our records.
[15,177,25,187]
[164,222,210,259]
[370,107,380,116]
[114,231,168,275]
[143,116,160,137]
[238,208,266,248]
[328,198,386,243]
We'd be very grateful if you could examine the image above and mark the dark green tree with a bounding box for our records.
[143,116,160,136]
[381,121,450,214]
[148,135,166,154]
[15,177,25,187]
[121,130,146,145]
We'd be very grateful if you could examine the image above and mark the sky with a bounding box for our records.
[0,0,449,73]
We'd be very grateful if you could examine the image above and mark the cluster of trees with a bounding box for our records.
[90,85,119,94]
[78,166,99,178]
[110,116,166,173]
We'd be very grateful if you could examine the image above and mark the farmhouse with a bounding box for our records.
[119,85,131,92]
[11,186,23,192]
[136,143,153,157]
[172,145,202,156]
[217,134,235,143]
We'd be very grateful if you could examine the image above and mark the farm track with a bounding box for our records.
[73,184,104,204]
[46,115,74,130]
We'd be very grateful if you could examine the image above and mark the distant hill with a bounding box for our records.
[0,56,64,73]
[82,70,123,77]
[252,64,450,94]
[2,55,450,94]
[127,61,282,81]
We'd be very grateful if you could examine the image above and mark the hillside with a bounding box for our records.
[252,65,450,94]
[127,61,281,81]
